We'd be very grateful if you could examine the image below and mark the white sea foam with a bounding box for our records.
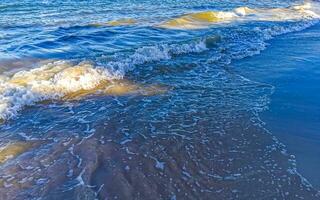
[107,39,208,75]
[0,61,114,121]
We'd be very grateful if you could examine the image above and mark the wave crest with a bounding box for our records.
[0,61,167,122]
[158,2,320,29]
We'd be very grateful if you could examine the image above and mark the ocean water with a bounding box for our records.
[0,0,320,199]
[234,23,320,189]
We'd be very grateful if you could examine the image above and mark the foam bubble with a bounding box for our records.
[234,7,255,16]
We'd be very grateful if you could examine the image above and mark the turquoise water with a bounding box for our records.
[0,0,320,199]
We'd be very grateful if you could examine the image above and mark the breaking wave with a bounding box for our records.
[158,2,320,29]
[0,38,212,122]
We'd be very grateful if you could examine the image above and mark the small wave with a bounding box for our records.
[0,61,106,121]
[158,11,237,29]
[0,61,166,122]
[104,36,220,76]
[158,2,320,29]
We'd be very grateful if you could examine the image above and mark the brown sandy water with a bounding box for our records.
[0,112,318,200]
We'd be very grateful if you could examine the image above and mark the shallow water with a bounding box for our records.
[234,23,320,189]
[0,0,320,199]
